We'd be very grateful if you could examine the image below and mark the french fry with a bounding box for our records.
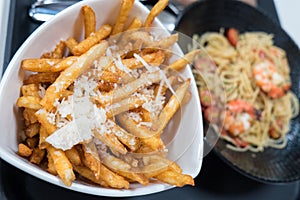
[21,84,39,97]
[50,56,78,72]
[65,37,78,55]
[93,130,127,155]
[47,145,75,187]
[106,96,147,118]
[100,153,148,185]
[29,147,46,165]
[26,137,38,148]
[143,160,169,178]
[166,49,201,71]
[23,108,38,126]
[24,72,60,84]
[122,50,165,70]
[41,52,52,59]
[126,17,142,30]
[41,41,108,111]
[148,33,178,50]
[47,152,58,175]
[81,5,96,38]
[21,58,61,72]
[100,153,131,172]
[82,142,101,179]
[156,79,190,133]
[52,40,66,59]
[65,146,82,166]
[99,70,121,83]
[98,164,130,189]
[72,25,111,56]
[112,0,134,35]
[25,122,40,138]
[16,96,42,110]
[39,125,49,149]
[107,121,140,151]
[146,154,182,173]
[18,143,33,157]
[73,165,108,187]
[144,0,169,29]
[154,170,194,187]
[97,70,163,104]
[117,113,155,138]
[35,109,57,135]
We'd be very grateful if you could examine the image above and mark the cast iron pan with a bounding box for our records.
[175,0,300,183]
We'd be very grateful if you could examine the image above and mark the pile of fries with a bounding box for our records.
[16,0,200,189]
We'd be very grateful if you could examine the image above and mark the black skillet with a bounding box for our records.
[175,0,300,184]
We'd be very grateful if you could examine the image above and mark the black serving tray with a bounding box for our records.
[1,0,299,199]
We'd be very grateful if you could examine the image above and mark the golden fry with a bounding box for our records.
[24,72,60,84]
[26,137,38,148]
[112,0,134,35]
[93,130,127,155]
[35,109,57,135]
[41,41,108,111]
[155,170,194,187]
[50,56,78,72]
[154,79,190,134]
[101,153,148,185]
[98,164,130,189]
[166,49,201,71]
[18,143,33,157]
[29,147,46,165]
[82,142,101,179]
[126,17,142,30]
[21,84,40,97]
[65,37,78,55]
[73,165,108,187]
[97,70,162,104]
[144,0,168,28]
[52,40,66,59]
[106,96,147,118]
[39,125,49,149]
[47,152,58,175]
[65,146,82,166]
[149,33,178,49]
[16,96,42,110]
[25,122,40,138]
[81,5,96,38]
[72,25,111,56]
[47,145,75,187]
[21,58,61,72]
[23,108,38,125]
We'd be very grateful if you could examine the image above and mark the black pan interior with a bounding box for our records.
[175,0,300,183]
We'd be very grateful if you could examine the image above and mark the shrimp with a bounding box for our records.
[253,60,290,98]
[223,100,256,136]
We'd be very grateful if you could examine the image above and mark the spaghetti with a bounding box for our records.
[191,29,299,152]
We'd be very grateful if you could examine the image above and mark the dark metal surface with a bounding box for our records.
[1,0,299,199]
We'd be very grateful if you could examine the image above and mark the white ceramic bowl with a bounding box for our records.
[0,0,203,197]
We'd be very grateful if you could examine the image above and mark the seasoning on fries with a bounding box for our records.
[16,0,198,189]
